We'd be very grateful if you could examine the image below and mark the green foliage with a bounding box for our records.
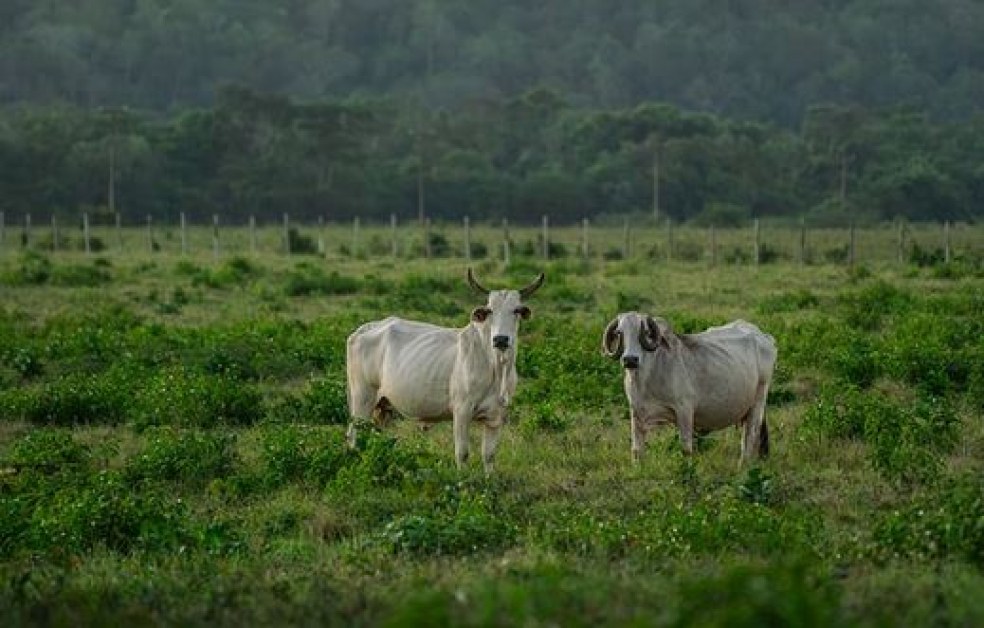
[268,378,349,425]
[758,289,820,313]
[3,429,91,471]
[287,228,319,255]
[255,425,353,488]
[135,366,265,429]
[28,470,190,554]
[519,400,569,433]
[803,385,959,484]
[283,264,360,297]
[2,251,51,285]
[379,482,514,555]
[3,370,131,426]
[875,473,984,566]
[737,467,776,506]
[536,493,818,560]
[672,562,845,627]
[125,428,238,485]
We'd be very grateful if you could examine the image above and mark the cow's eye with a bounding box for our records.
[515,306,531,320]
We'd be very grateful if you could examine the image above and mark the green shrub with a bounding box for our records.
[284,265,360,297]
[49,263,111,287]
[758,289,819,313]
[880,313,971,396]
[7,370,132,426]
[520,400,569,433]
[29,470,191,554]
[864,395,958,484]
[802,384,869,440]
[256,425,353,487]
[136,366,264,428]
[672,562,845,627]
[803,386,958,483]
[3,429,91,471]
[874,472,984,566]
[2,250,51,285]
[268,377,349,425]
[126,428,238,485]
[287,228,319,255]
[379,483,515,555]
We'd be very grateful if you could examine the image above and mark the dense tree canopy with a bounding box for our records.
[1,91,980,225]
[2,1,983,126]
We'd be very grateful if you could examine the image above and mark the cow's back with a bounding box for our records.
[698,320,776,379]
[684,321,776,428]
[347,317,459,420]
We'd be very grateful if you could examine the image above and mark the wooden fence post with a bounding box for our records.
[709,225,716,267]
[464,215,471,261]
[943,220,951,264]
[352,216,360,257]
[180,212,187,255]
[390,213,398,257]
[666,218,673,262]
[212,214,220,260]
[799,218,806,265]
[502,218,511,267]
[542,214,550,260]
[283,213,291,256]
[581,218,589,258]
[622,218,630,259]
[317,216,325,256]
[83,213,91,255]
[422,216,430,259]
[848,222,856,267]
[249,216,257,255]
[753,218,761,266]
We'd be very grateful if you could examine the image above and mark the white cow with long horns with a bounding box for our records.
[345,268,544,472]
[602,312,777,463]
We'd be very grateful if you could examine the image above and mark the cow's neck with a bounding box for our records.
[462,323,517,406]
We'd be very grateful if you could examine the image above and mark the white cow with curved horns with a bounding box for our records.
[602,312,777,463]
[346,268,545,472]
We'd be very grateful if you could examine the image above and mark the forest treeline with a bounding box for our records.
[2,1,983,126]
[1,88,980,225]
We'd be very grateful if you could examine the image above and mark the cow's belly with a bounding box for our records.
[693,390,756,431]
[380,378,451,421]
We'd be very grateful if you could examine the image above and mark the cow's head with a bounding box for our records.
[467,268,544,353]
[602,312,669,370]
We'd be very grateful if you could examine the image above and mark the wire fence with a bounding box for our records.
[0,211,980,267]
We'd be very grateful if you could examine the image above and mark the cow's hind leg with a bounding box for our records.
[741,381,770,462]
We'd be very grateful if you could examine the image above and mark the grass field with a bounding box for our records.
[1,229,982,626]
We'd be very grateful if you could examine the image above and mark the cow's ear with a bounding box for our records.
[471,306,491,322]
[515,306,531,320]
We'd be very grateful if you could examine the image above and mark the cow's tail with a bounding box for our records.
[759,417,770,458]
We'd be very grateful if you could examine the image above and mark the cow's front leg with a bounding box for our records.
[630,411,646,464]
[677,408,696,456]
[481,415,505,474]
[453,410,471,469]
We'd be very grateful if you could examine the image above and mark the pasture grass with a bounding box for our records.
[1,237,982,626]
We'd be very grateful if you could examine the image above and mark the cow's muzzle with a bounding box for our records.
[493,335,510,350]
[622,355,640,370]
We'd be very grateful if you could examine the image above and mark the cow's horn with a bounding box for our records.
[640,315,661,351]
[602,318,623,359]
[466,268,490,295]
[519,272,545,299]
